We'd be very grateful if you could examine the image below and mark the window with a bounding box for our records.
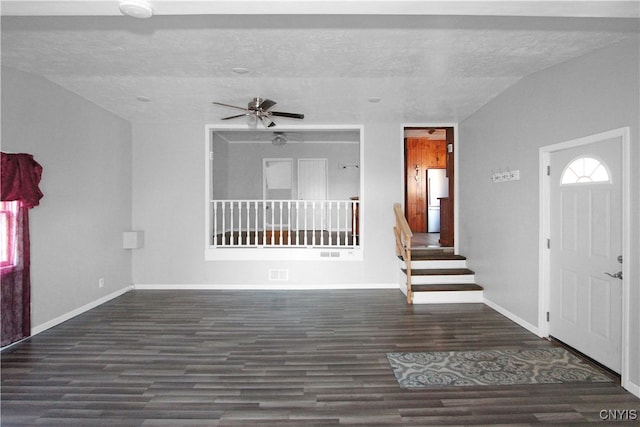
[561,156,610,184]
[205,125,363,260]
[0,201,18,268]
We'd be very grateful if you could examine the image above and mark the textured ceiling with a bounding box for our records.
[1,4,638,125]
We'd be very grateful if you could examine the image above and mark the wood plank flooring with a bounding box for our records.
[2,290,638,426]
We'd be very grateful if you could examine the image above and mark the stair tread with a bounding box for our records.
[410,250,467,261]
[402,268,475,275]
[412,283,484,292]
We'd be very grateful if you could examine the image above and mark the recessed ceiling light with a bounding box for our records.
[368,97,382,103]
[232,67,250,75]
[119,0,154,19]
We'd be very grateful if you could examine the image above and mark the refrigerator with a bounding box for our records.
[427,169,449,232]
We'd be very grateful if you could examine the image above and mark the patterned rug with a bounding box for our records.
[387,347,613,388]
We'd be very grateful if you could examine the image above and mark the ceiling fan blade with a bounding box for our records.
[221,113,248,120]
[212,101,248,111]
[259,98,277,111]
[270,111,305,120]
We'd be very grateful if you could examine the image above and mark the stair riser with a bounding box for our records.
[402,260,468,269]
[402,273,476,285]
[413,290,484,304]
[399,284,483,303]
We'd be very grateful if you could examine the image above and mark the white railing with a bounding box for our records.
[210,199,359,248]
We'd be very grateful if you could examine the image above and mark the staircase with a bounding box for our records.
[399,248,483,304]
[393,202,483,304]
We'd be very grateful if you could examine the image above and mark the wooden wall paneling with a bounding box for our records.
[405,137,447,233]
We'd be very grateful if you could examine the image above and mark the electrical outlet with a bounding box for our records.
[98,278,105,288]
[268,269,289,281]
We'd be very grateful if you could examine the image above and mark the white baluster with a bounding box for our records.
[287,200,291,245]
[231,202,236,246]
[351,200,356,247]
[303,201,308,246]
[328,201,332,246]
[270,200,275,245]
[278,200,283,245]
[221,202,226,246]
[262,201,267,246]
[319,201,324,246]
[254,200,259,246]
[311,200,316,246]
[336,201,342,246]
[211,201,218,246]
[295,200,300,246]
[344,200,349,247]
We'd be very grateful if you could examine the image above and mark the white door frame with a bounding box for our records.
[538,127,631,388]
[401,123,459,254]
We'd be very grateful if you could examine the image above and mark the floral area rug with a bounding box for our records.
[387,347,613,388]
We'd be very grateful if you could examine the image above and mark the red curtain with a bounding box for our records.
[1,153,43,347]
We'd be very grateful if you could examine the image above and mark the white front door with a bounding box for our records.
[549,136,622,372]
[298,159,328,230]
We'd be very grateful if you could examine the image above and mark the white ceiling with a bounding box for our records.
[1,1,638,125]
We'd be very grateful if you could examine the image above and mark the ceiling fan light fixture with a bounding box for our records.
[272,133,287,146]
[213,97,305,129]
[119,0,154,18]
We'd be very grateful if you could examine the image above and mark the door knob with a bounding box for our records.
[604,271,623,280]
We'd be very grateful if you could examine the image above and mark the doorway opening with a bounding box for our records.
[404,126,455,248]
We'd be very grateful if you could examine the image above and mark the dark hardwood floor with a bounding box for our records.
[2,290,638,426]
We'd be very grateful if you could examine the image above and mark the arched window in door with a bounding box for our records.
[561,156,610,184]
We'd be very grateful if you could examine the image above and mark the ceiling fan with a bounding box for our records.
[271,131,304,146]
[212,97,304,128]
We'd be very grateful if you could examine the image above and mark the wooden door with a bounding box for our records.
[404,130,451,238]
[404,136,447,232]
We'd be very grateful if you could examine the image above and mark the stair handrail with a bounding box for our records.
[393,203,413,303]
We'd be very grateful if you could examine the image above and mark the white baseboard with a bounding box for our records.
[483,297,540,336]
[31,285,133,336]
[622,378,640,398]
[133,283,399,291]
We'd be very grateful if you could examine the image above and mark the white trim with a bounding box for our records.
[484,297,540,336]
[4,1,638,18]
[538,127,632,390]
[205,247,363,261]
[30,285,133,336]
[133,283,397,291]
[624,380,640,399]
[400,122,459,254]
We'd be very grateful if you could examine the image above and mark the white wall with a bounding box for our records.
[132,121,400,287]
[459,38,640,388]
[1,67,133,328]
